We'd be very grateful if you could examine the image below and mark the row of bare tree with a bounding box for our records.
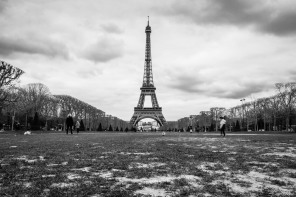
[226,82,296,131]
[168,83,296,132]
[0,61,129,131]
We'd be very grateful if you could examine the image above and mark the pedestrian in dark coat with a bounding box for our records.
[66,115,74,134]
[219,116,226,137]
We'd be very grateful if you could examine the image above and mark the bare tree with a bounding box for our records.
[2,87,22,130]
[269,95,281,131]
[39,96,59,130]
[226,108,237,131]
[22,83,52,116]
[275,82,296,131]
[240,101,252,131]
[199,111,211,132]
[257,98,272,131]
[0,61,24,114]
[247,100,259,131]
[14,87,35,129]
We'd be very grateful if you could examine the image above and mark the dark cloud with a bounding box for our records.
[167,73,270,99]
[0,35,69,58]
[260,12,296,36]
[169,75,205,93]
[82,37,123,63]
[0,0,8,13]
[170,0,264,25]
[213,83,269,99]
[100,24,123,34]
[160,0,296,36]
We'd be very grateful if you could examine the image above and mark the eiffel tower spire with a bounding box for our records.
[143,16,153,87]
[130,18,166,127]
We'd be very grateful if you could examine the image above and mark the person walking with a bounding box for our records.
[75,120,80,134]
[219,116,226,137]
[66,115,74,134]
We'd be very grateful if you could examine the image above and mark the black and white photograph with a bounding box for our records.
[0,0,296,196]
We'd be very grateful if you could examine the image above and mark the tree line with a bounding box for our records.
[0,60,129,132]
[226,82,296,132]
[165,83,296,132]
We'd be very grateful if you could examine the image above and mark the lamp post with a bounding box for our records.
[240,98,246,131]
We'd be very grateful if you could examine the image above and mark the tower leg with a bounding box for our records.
[151,93,159,108]
[137,94,145,108]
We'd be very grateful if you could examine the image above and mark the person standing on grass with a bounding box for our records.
[75,120,80,134]
[219,116,226,137]
[66,115,74,134]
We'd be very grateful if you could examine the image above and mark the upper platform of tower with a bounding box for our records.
[145,17,151,33]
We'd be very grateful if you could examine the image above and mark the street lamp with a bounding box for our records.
[240,98,246,131]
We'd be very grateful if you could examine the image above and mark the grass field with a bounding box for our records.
[0,131,296,197]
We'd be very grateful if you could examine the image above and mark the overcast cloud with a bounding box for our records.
[0,35,69,58]
[0,0,295,121]
[161,0,296,36]
[82,37,124,63]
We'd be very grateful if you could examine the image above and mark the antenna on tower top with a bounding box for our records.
[148,16,149,25]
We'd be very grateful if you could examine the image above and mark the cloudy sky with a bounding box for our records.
[1,0,296,121]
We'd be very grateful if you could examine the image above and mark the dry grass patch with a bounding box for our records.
[0,132,296,196]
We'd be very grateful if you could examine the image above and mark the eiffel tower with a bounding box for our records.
[130,17,166,127]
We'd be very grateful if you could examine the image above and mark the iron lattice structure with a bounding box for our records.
[130,18,166,126]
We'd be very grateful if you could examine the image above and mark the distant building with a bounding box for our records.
[138,120,159,131]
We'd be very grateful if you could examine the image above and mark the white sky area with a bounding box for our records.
[1,0,296,121]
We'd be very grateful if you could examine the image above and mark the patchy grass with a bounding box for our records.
[0,131,296,196]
